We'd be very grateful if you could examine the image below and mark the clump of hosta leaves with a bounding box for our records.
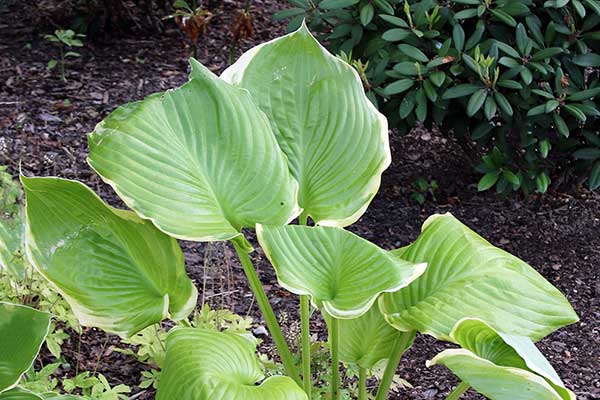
[9,24,579,400]
[276,0,600,195]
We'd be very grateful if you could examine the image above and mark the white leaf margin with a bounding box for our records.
[222,21,391,228]
[256,224,427,319]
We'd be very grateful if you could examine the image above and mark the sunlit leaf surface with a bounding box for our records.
[223,24,390,227]
[428,318,575,400]
[157,328,307,400]
[24,177,197,337]
[380,213,578,341]
[257,224,426,318]
[88,60,298,242]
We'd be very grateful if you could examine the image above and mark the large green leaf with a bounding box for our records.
[222,23,390,227]
[256,224,426,318]
[325,302,407,369]
[157,328,306,400]
[23,177,197,337]
[428,318,575,400]
[0,209,25,279]
[88,59,298,242]
[0,388,42,400]
[380,213,578,341]
[0,303,51,392]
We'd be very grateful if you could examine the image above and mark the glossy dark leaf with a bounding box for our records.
[319,0,360,9]
[490,9,517,26]
[455,8,479,19]
[360,4,375,26]
[384,79,415,95]
[553,113,569,137]
[573,53,600,67]
[478,171,500,191]
[566,87,600,101]
[573,147,600,160]
[494,92,514,116]
[531,47,563,61]
[398,44,429,62]
[443,84,482,99]
[453,24,465,52]
[382,28,411,41]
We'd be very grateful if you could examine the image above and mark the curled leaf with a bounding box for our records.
[257,224,426,319]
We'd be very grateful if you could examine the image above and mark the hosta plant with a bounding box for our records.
[7,25,579,400]
[276,0,600,195]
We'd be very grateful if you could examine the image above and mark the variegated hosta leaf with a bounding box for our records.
[324,303,409,369]
[157,328,307,400]
[380,213,578,341]
[0,208,26,279]
[222,23,390,227]
[0,303,51,392]
[256,224,426,319]
[88,59,298,242]
[23,177,197,337]
[427,318,575,400]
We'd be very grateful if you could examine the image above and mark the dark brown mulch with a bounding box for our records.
[1,1,598,399]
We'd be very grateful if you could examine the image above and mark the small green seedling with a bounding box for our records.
[44,29,85,82]
[410,177,438,204]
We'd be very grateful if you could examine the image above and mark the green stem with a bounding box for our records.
[358,367,367,400]
[374,331,414,400]
[231,236,301,385]
[298,210,311,398]
[177,318,192,328]
[330,316,340,399]
[299,212,308,226]
[300,295,312,398]
[445,381,470,400]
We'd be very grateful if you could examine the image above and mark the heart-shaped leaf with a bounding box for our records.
[23,177,197,337]
[380,213,578,341]
[324,302,408,369]
[88,60,298,242]
[427,318,575,400]
[157,328,306,400]
[222,24,390,227]
[256,224,426,318]
[0,303,51,392]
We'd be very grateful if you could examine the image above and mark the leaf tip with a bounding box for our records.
[422,212,453,231]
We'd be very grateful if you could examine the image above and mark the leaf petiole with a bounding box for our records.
[445,381,470,400]
[329,316,340,399]
[299,211,312,398]
[374,330,414,400]
[231,235,301,385]
[358,367,368,400]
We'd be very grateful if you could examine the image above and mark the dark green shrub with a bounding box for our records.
[275,0,600,194]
